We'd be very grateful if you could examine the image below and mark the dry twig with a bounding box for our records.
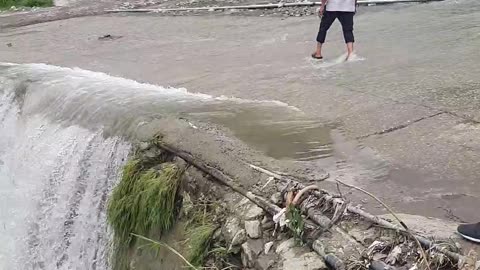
[336,180,431,270]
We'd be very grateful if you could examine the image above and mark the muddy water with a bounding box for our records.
[0,63,334,161]
[188,106,333,160]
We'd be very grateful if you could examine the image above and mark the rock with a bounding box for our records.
[230,229,247,247]
[349,227,377,245]
[255,254,276,270]
[6,43,12,48]
[370,261,395,270]
[249,239,265,255]
[264,241,274,254]
[223,217,245,248]
[245,220,262,239]
[241,242,257,267]
[282,252,327,270]
[277,238,310,260]
[262,216,269,224]
[262,220,275,230]
[212,228,222,241]
[98,34,123,41]
[270,192,283,205]
[242,239,266,268]
[276,238,296,254]
[138,142,150,151]
[245,204,265,220]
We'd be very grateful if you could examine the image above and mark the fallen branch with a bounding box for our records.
[156,141,281,215]
[249,164,466,267]
[292,185,319,205]
[106,0,443,13]
[336,180,408,230]
[155,142,351,268]
[336,180,431,270]
[133,233,199,270]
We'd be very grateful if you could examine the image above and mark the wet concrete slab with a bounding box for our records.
[1,8,479,222]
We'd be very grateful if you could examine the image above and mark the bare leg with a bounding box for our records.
[313,42,323,58]
[346,42,354,59]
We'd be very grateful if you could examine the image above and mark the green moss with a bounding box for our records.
[0,0,52,9]
[107,159,184,270]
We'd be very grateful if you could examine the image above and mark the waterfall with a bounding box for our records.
[0,63,132,269]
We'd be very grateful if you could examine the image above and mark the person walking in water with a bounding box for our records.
[312,0,357,60]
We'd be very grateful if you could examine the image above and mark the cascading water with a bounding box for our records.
[0,63,333,269]
[0,92,131,269]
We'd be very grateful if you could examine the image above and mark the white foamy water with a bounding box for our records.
[0,63,334,161]
[0,91,131,269]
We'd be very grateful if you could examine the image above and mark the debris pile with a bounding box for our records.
[106,137,479,270]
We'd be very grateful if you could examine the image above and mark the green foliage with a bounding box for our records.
[185,224,216,267]
[287,205,305,245]
[132,234,200,270]
[107,159,183,270]
[0,0,52,8]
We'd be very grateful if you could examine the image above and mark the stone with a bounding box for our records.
[264,241,274,254]
[255,254,277,270]
[282,252,327,270]
[241,242,256,267]
[276,238,310,260]
[212,228,222,240]
[270,192,283,205]
[138,141,150,150]
[230,229,247,247]
[349,227,377,245]
[276,238,296,254]
[262,221,275,230]
[245,204,265,220]
[241,239,265,267]
[245,220,262,239]
[223,217,245,248]
[261,216,269,224]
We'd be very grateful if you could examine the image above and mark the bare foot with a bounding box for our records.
[311,53,323,59]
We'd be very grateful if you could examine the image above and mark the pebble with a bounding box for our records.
[245,220,262,239]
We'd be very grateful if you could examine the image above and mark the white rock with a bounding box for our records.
[245,220,262,239]
[282,252,327,270]
[245,204,265,220]
[275,238,296,254]
[277,238,310,260]
[264,241,274,254]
